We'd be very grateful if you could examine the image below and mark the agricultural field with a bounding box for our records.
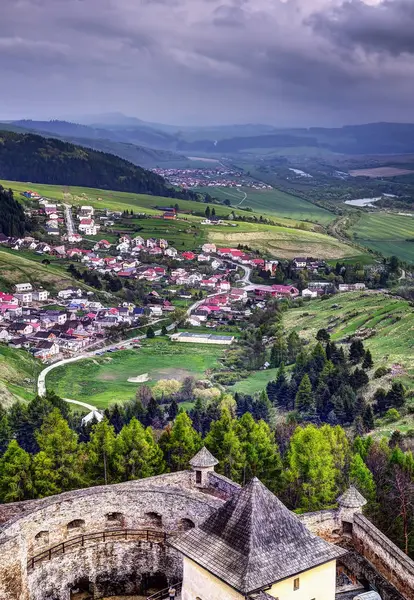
[229,368,279,396]
[196,186,334,225]
[207,221,362,260]
[0,346,40,407]
[283,292,414,393]
[349,212,414,263]
[46,338,225,409]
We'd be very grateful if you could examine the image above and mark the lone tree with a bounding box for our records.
[316,328,330,343]
[362,349,374,370]
[146,326,155,339]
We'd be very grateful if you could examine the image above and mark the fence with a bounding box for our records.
[27,528,168,570]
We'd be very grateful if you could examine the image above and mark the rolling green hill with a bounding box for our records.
[0,130,197,200]
[0,346,40,407]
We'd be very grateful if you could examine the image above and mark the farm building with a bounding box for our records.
[170,332,234,345]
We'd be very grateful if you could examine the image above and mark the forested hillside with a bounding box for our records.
[0,186,27,237]
[0,131,197,200]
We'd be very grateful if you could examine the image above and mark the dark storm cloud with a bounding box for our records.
[311,0,414,57]
[1,0,414,125]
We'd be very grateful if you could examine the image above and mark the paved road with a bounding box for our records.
[63,204,75,236]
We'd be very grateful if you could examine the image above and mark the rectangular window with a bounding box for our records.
[196,470,202,484]
[293,578,300,591]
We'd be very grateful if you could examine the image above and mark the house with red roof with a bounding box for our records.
[182,251,196,261]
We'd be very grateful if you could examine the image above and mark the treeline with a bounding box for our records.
[0,392,413,556]
[0,131,200,201]
[0,186,28,237]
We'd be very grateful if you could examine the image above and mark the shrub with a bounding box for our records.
[384,408,400,423]
[374,366,390,379]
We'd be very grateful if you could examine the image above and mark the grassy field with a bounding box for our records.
[349,212,414,264]
[196,186,334,225]
[207,221,362,260]
[0,248,86,292]
[46,338,225,408]
[0,346,40,407]
[229,368,280,395]
[90,217,207,251]
[283,292,414,392]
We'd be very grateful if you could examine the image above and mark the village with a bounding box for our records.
[0,190,368,363]
[150,166,272,190]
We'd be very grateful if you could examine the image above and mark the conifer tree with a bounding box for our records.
[284,425,338,511]
[35,409,82,493]
[85,419,117,485]
[363,405,375,432]
[159,412,201,471]
[287,331,301,363]
[168,399,179,421]
[349,454,376,504]
[362,349,374,370]
[270,337,287,368]
[349,340,365,364]
[386,382,406,410]
[295,374,315,415]
[116,418,165,480]
[0,440,33,502]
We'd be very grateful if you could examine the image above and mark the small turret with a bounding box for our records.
[189,447,218,488]
[337,486,367,535]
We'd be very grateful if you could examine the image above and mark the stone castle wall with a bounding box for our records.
[353,514,414,600]
[0,472,222,600]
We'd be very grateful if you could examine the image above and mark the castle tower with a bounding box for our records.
[189,447,218,488]
[337,486,367,536]
[170,477,347,600]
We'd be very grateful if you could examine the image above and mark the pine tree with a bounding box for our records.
[168,399,179,421]
[84,419,117,485]
[316,328,330,343]
[205,206,211,219]
[362,405,375,432]
[349,340,365,364]
[236,413,282,491]
[362,349,374,370]
[32,451,59,498]
[270,337,287,368]
[349,454,376,504]
[295,374,315,415]
[0,415,11,455]
[0,440,33,502]
[159,412,202,471]
[146,326,155,339]
[287,331,301,363]
[115,418,165,480]
[373,388,388,416]
[386,382,406,410]
[35,409,82,493]
[285,425,339,511]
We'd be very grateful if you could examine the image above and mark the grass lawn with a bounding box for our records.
[0,346,40,407]
[197,186,335,225]
[229,368,280,395]
[283,292,414,392]
[46,339,225,409]
[207,221,363,260]
[349,212,414,264]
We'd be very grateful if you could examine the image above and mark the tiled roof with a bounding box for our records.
[189,447,219,468]
[337,485,367,508]
[169,477,346,594]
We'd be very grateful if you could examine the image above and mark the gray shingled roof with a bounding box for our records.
[169,477,347,593]
[189,447,219,468]
[337,486,367,509]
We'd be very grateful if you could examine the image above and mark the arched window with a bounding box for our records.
[178,518,195,532]
[67,519,85,532]
[144,512,163,528]
[106,512,124,527]
[34,530,49,546]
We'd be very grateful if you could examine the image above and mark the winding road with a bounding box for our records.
[37,261,253,411]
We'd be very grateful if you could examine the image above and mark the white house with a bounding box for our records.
[302,288,318,299]
[202,243,216,253]
[15,292,33,304]
[15,283,33,293]
[32,290,50,302]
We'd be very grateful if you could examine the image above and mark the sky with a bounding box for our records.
[1,0,414,126]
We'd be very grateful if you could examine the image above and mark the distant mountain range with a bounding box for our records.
[3,117,414,158]
[0,130,198,201]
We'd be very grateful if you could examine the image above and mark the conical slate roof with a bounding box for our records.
[169,477,346,594]
[189,447,218,468]
[337,485,367,509]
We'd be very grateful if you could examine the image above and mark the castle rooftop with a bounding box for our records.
[189,447,218,468]
[169,477,347,594]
